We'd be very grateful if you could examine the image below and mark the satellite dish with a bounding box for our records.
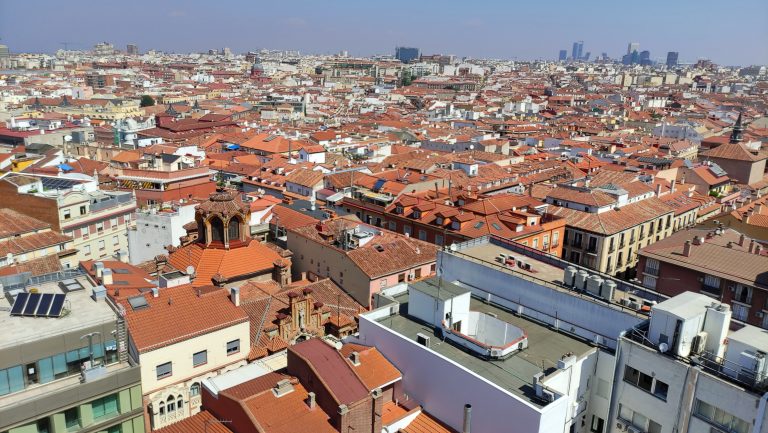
[64,135,73,142]
[658,342,669,353]
[186,266,195,276]
[449,243,458,252]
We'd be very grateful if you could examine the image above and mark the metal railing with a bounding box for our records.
[1,268,85,292]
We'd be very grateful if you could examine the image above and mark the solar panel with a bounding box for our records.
[48,294,66,317]
[10,293,29,316]
[36,293,54,316]
[40,177,82,191]
[373,179,386,192]
[23,293,42,316]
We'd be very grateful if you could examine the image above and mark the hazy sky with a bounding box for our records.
[1,0,767,65]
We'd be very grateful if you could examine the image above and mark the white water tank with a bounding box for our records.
[703,303,731,360]
[586,275,603,296]
[576,270,589,291]
[564,266,577,286]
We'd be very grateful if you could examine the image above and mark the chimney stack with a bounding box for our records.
[739,233,746,246]
[102,268,113,285]
[349,351,361,366]
[273,379,294,397]
[152,287,159,298]
[670,179,676,193]
[756,245,764,256]
[306,392,316,409]
[749,240,756,254]
[230,287,240,307]
[683,240,692,257]
[655,183,662,197]
[463,404,472,433]
[745,210,753,224]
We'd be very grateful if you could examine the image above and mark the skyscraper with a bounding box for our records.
[395,46,420,63]
[559,50,567,61]
[571,41,584,60]
[627,42,640,55]
[127,44,138,55]
[666,51,679,67]
[639,50,651,65]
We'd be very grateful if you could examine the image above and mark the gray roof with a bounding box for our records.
[409,277,469,301]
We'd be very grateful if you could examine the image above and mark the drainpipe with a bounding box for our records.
[463,404,472,433]
[606,330,626,430]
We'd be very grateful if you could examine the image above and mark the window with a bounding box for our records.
[435,234,443,246]
[166,395,175,412]
[84,245,91,256]
[156,362,172,380]
[533,238,539,249]
[190,382,200,397]
[64,407,80,430]
[418,230,426,241]
[226,339,240,355]
[96,222,104,232]
[388,221,396,231]
[110,217,118,227]
[112,235,119,246]
[703,274,721,296]
[624,365,668,401]
[694,399,750,433]
[80,205,86,215]
[398,273,406,283]
[618,404,661,433]
[642,275,657,289]
[64,209,71,219]
[590,415,604,433]
[0,365,24,396]
[92,394,119,419]
[193,350,207,367]
[98,240,105,251]
[645,258,660,276]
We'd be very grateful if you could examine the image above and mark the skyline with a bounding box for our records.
[0,0,766,65]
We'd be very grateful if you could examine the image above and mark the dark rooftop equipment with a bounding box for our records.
[10,292,29,315]
[22,293,42,316]
[10,292,67,318]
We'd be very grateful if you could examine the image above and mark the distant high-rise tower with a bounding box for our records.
[571,41,584,60]
[127,44,138,55]
[559,50,567,61]
[730,112,744,144]
[0,44,9,68]
[627,42,640,55]
[639,50,651,65]
[395,46,420,63]
[583,52,591,62]
[666,51,679,67]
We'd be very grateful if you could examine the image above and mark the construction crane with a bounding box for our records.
[60,42,78,51]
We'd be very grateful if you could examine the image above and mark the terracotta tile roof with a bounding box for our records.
[702,142,768,162]
[0,209,52,237]
[168,240,281,287]
[402,412,459,433]
[339,343,401,391]
[548,197,674,235]
[120,284,248,353]
[640,228,768,288]
[0,254,63,277]
[289,339,369,405]
[241,379,337,433]
[271,205,320,230]
[153,410,232,433]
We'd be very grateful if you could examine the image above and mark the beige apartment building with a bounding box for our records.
[0,173,136,263]
[120,285,250,431]
[546,177,674,278]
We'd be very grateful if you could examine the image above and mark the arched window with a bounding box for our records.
[166,395,175,412]
[190,382,200,396]
[210,217,224,242]
[228,216,241,241]
[158,401,165,416]
[177,394,184,411]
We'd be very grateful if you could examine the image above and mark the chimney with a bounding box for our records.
[745,210,753,224]
[94,261,104,277]
[306,392,316,409]
[273,379,294,397]
[749,240,756,254]
[739,233,746,246]
[463,404,472,433]
[349,351,361,366]
[670,180,676,193]
[683,240,692,257]
[756,204,764,215]
[655,183,662,197]
[230,287,240,307]
[338,404,350,430]
[152,287,159,298]
[102,268,113,285]
[757,245,764,256]
[117,250,129,263]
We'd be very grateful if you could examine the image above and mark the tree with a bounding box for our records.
[401,69,413,87]
[140,95,155,107]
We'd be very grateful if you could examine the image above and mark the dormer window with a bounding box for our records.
[412,210,421,219]
[436,217,444,225]
[395,205,403,214]
[451,221,461,230]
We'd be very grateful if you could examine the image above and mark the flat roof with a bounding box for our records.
[377,291,592,407]
[0,276,116,350]
[652,291,721,320]
[729,326,768,352]
[410,278,469,301]
[456,242,565,286]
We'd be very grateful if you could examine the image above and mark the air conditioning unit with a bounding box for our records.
[416,333,431,348]
[490,348,503,358]
[616,421,627,431]
[691,332,708,355]
[541,389,555,403]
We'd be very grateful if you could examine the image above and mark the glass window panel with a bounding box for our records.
[632,412,648,430]
[619,404,633,421]
[695,399,715,420]
[638,372,654,392]
[8,366,24,393]
[653,380,668,400]
[38,357,54,384]
[648,420,661,433]
[92,343,105,358]
[53,354,67,375]
[0,369,9,395]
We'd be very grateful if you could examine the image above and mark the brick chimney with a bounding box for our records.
[655,183,662,197]
[349,351,361,366]
[749,240,756,254]
[739,233,746,246]
[337,404,349,431]
[683,240,692,257]
[306,392,316,409]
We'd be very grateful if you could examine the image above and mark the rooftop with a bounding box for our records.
[0,274,116,351]
[377,290,592,406]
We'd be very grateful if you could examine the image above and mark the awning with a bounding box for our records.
[57,163,74,171]
[226,143,241,150]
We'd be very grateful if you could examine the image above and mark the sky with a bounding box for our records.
[1,0,767,66]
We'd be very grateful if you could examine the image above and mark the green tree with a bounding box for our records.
[140,95,155,107]
[401,69,413,87]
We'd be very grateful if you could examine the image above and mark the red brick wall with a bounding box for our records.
[0,182,60,230]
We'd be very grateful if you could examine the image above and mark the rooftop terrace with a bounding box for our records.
[377,291,592,407]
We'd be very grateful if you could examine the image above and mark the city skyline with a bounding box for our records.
[1,0,767,65]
